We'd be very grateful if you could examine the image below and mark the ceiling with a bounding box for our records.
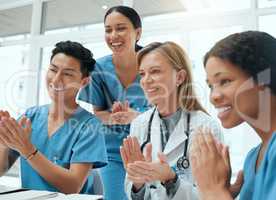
[0,0,187,37]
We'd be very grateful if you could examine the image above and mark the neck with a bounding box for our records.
[252,96,276,145]
[49,100,78,121]
[113,51,137,70]
[157,93,179,117]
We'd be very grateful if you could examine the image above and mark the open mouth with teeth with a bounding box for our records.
[217,106,232,119]
[111,42,123,50]
[49,84,66,92]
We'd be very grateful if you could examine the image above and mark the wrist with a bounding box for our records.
[201,187,232,200]
[162,169,176,184]
[21,145,36,158]
[133,183,144,192]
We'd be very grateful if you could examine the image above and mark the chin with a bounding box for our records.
[221,118,243,129]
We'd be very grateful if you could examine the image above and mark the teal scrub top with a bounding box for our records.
[239,132,276,199]
[78,55,149,161]
[19,105,108,194]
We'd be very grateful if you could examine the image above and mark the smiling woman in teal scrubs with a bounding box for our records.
[78,6,149,200]
[0,41,107,194]
[190,31,276,200]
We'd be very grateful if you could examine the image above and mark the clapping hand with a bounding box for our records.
[0,110,35,158]
[110,101,139,125]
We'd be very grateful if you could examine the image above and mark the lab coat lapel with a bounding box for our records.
[163,111,188,155]
[150,110,162,161]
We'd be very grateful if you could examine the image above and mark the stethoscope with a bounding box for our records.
[140,107,191,170]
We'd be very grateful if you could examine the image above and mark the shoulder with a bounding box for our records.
[189,110,223,140]
[95,55,113,69]
[132,107,155,125]
[244,145,261,169]
[190,110,220,127]
[266,133,276,161]
[24,105,48,120]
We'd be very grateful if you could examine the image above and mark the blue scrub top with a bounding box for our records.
[19,105,108,194]
[78,55,149,161]
[239,133,276,200]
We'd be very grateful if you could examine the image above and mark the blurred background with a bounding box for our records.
[0,0,275,189]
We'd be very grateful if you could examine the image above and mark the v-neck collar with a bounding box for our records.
[109,55,140,91]
[46,105,82,139]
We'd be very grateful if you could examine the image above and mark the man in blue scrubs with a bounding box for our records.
[0,41,107,194]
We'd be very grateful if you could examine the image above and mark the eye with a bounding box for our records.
[139,71,145,77]
[105,28,112,33]
[63,72,73,77]
[220,79,231,86]
[151,69,160,74]
[207,83,213,90]
[49,68,57,73]
[116,26,126,32]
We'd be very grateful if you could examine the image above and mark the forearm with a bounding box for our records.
[94,110,113,124]
[27,151,91,194]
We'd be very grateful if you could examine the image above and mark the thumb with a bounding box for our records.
[24,118,32,135]
[222,145,231,167]
[145,143,152,162]
[157,152,167,164]
[234,170,244,186]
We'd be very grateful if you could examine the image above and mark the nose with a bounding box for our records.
[51,72,63,86]
[110,30,119,39]
[141,73,153,85]
[210,87,223,105]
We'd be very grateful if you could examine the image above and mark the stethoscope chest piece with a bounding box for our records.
[177,156,190,170]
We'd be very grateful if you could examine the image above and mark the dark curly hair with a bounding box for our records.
[204,31,276,95]
[51,41,96,77]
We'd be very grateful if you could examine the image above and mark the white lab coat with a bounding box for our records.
[125,107,224,200]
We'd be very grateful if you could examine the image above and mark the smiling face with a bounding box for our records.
[206,56,261,128]
[46,53,87,104]
[139,51,183,108]
[104,11,141,55]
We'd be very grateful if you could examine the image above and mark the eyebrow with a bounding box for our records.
[206,72,226,84]
[105,23,128,28]
[50,63,77,72]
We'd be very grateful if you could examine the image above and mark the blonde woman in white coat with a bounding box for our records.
[120,41,224,200]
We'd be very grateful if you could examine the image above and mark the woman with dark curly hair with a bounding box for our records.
[190,31,276,200]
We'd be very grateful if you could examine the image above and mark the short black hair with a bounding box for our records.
[51,41,96,77]
[104,5,142,51]
[204,31,276,95]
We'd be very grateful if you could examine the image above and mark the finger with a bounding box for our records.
[157,152,167,164]
[123,137,132,162]
[234,170,244,186]
[2,118,18,138]
[120,146,128,169]
[23,118,32,136]
[127,174,146,184]
[222,145,231,167]
[132,137,144,161]
[124,101,129,111]
[9,118,22,137]
[127,163,155,179]
[0,127,12,146]
[145,143,152,162]
[132,161,156,172]
[127,136,135,156]
[204,132,218,155]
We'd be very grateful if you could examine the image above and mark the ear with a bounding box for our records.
[176,69,186,86]
[80,77,90,87]
[135,27,142,42]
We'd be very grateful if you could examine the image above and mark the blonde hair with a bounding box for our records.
[137,41,207,113]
